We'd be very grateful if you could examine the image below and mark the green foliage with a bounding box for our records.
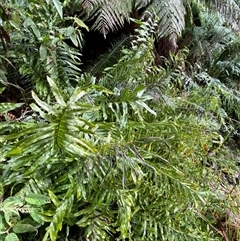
[183,5,240,133]
[201,0,240,31]
[1,18,238,241]
[77,0,151,37]
[86,34,132,76]
[0,193,49,241]
[144,0,186,40]
[209,37,240,88]
[1,0,87,99]
[1,1,240,240]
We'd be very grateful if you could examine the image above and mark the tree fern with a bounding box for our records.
[132,0,153,10]
[144,0,186,39]
[91,1,132,37]
[79,0,186,40]
[75,0,240,68]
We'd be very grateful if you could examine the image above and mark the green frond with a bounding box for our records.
[87,34,132,76]
[1,79,104,161]
[44,194,74,241]
[99,21,156,88]
[201,0,240,31]
[0,102,23,113]
[144,0,186,39]
[211,36,240,65]
[90,0,132,37]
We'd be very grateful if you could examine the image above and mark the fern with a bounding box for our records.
[90,1,132,37]
[144,0,186,39]
[210,37,240,84]
[201,0,240,31]
[1,16,240,241]
[44,194,74,241]
[132,0,152,10]
[87,34,132,76]
[79,0,186,39]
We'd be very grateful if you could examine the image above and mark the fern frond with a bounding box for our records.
[1,79,103,162]
[45,194,74,241]
[208,37,240,87]
[145,0,186,39]
[48,43,82,83]
[132,0,152,10]
[82,0,105,12]
[87,34,132,76]
[90,0,132,37]
[200,0,240,31]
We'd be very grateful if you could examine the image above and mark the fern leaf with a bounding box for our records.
[91,0,132,37]
[145,0,186,39]
[47,76,66,106]
[44,194,74,241]
[202,0,240,31]
[132,0,152,10]
[87,34,132,76]
[0,102,23,113]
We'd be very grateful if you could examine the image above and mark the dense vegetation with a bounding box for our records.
[0,0,240,240]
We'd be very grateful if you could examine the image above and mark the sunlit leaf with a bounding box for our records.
[74,17,89,31]
[4,233,20,241]
[25,193,50,206]
[53,0,63,19]
[47,76,66,106]
[48,190,61,207]
[32,91,55,113]
[40,45,47,61]
[68,88,87,104]
[0,103,23,113]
